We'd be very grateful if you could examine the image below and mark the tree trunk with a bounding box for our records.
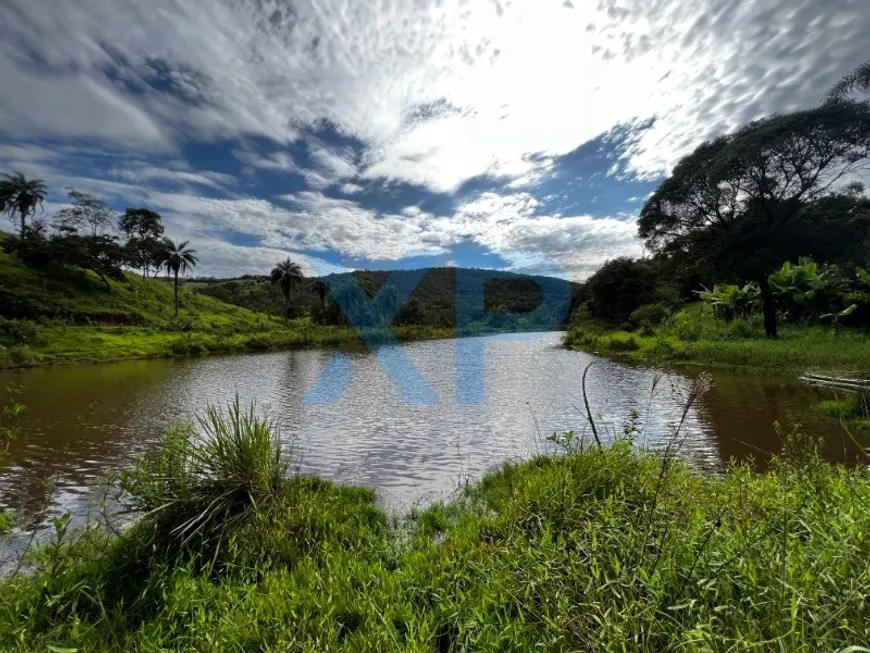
[19,212,26,238]
[174,270,179,318]
[757,277,777,338]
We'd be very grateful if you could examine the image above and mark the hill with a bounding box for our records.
[194,267,583,329]
[1,235,578,368]
[0,239,372,367]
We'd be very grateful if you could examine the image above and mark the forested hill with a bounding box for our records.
[194,267,584,330]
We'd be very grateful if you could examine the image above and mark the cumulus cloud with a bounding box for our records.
[3,0,866,185]
[1,0,865,279]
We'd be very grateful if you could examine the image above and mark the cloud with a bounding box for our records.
[4,0,866,190]
[2,0,866,281]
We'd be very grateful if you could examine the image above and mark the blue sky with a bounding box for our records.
[1,0,868,279]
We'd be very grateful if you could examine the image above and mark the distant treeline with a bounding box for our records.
[194,267,584,331]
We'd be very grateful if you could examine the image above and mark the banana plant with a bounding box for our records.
[821,304,858,338]
[697,283,759,321]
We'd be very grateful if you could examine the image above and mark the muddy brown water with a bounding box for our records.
[0,332,866,531]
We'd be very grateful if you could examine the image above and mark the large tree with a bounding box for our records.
[0,172,47,237]
[270,259,304,317]
[119,208,166,277]
[828,60,870,101]
[638,100,870,337]
[162,240,199,317]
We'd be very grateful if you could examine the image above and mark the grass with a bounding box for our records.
[819,394,870,430]
[565,307,870,372]
[2,400,870,651]
[0,244,454,368]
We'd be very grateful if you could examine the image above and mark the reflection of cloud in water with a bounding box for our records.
[0,333,864,529]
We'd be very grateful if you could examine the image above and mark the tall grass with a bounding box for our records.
[119,397,288,563]
[565,320,870,371]
[2,398,870,651]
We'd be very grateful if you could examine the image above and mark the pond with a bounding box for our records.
[0,332,865,527]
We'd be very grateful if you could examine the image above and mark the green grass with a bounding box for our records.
[2,402,870,651]
[819,395,870,430]
[0,245,454,368]
[565,309,870,372]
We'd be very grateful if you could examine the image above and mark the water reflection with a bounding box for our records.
[0,333,866,525]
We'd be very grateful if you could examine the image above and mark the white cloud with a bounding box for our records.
[3,0,865,191]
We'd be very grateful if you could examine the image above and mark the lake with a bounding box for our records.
[0,332,866,527]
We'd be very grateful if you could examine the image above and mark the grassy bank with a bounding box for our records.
[2,403,870,651]
[565,312,870,372]
[0,245,455,368]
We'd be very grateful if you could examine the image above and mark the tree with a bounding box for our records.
[269,259,304,317]
[162,240,199,317]
[53,189,115,237]
[119,208,166,277]
[0,172,47,237]
[313,278,329,311]
[638,100,870,337]
[585,257,658,324]
[828,60,870,101]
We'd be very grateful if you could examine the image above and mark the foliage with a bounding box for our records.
[161,239,199,317]
[119,208,168,278]
[196,267,582,331]
[120,397,288,565]
[53,189,115,237]
[828,58,870,100]
[585,257,658,325]
[628,303,670,329]
[638,100,870,336]
[269,258,305,316]
[697,282,759,321]
[0,386,26,533]
[0,171,47,237]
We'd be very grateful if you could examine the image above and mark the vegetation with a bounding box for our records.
[269,258,305,317]
[0,172,47,238]
[197,267,582,331]
[567,66,870,374]
[819,393,870,429]
[0,239,458,367]
[162,240,199,317]
[2,397,870,651]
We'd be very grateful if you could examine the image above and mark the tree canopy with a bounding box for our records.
[638,99,870,336]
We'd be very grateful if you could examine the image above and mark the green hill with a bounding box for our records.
[0,239,365,368]
[1,233,578,368]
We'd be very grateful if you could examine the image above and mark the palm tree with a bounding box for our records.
[828,60,870,100]
[270,258,304,317]
[0,172,48,237]
[162,239,199,317]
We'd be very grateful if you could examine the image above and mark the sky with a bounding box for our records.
[1,0,868,280]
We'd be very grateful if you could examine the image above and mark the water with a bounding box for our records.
[0,332,866,527]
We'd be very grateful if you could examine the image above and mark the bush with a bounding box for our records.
[120,397,288,565]
[629,303,669,328]
[724,315,763,339]
[0,318,47,347]
[668,310,705,342]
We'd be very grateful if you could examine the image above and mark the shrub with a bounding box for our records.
[668,310,705,342]
[6,345,35,367]
[0,318,47,347]
[629,303,669,328]
[603,333,640,351]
